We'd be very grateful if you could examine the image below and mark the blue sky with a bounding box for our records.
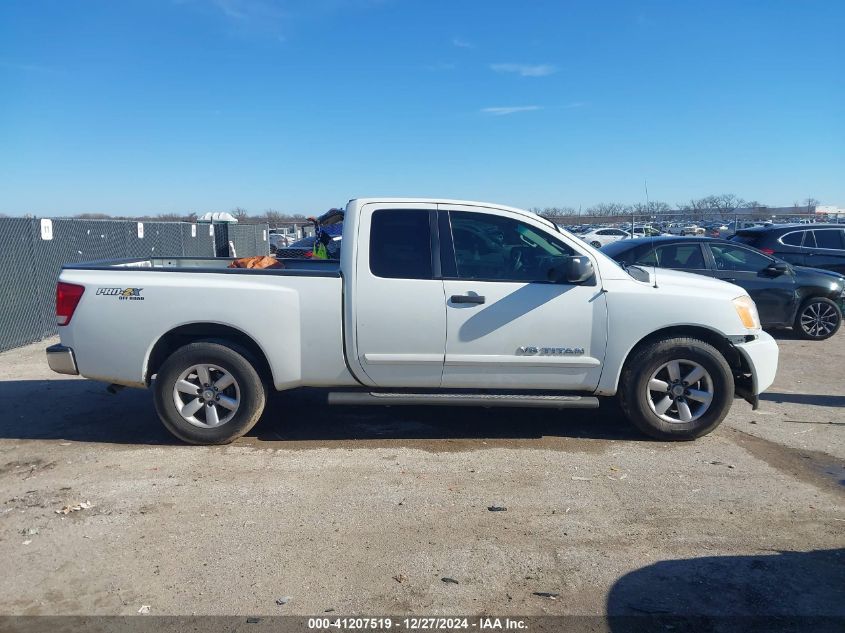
[1,0,843,216]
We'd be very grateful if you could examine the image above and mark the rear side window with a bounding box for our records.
[781,231,804,247]
[813,229,844,250]
[369,209,432,279]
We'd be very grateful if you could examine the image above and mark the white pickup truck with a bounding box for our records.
[47,198,779,444]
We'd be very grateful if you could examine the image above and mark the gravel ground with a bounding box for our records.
[0,332,842,618]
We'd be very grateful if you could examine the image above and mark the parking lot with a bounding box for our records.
[1,332,843,618]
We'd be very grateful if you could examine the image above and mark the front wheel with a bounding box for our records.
[153,341,267,445]
[794,297,841,340]
[590,240,602,248]
[619,337,733,440]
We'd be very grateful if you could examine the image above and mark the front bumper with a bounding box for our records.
[46,344,79,375]
[733,331,779,403]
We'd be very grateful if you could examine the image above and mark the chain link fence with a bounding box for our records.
[0,218,269,352]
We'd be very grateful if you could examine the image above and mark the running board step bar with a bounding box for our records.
[327,392,599,409]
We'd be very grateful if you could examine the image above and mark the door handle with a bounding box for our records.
[450,294,485,304]
[723,278,736,282]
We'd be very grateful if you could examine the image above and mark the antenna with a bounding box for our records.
[645,179,658,288]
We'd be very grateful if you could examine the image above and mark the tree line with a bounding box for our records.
[1,195,821,223]
[530,195,821,220]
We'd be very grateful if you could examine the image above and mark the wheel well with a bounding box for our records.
[145,323,274,386]
[624,325,745,373]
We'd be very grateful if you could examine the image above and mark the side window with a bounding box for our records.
[448,211,574,282]
[781,231,804,247]
[803,231,817,248]
[710,244,771,272]
[636,244,706,269]
[369,209,432,279]
[813,229,844,250]
[596,229,611,235]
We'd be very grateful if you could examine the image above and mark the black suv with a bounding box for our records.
[602,236,845,340]
[730,224,845,274]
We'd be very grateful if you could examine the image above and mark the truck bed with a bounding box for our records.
[63,256,340,277]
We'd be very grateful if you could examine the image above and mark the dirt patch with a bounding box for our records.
[0,459,56,479]
[727,428,845,496]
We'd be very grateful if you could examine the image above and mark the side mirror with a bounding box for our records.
[764,261,788,276]
[548,255,594,284]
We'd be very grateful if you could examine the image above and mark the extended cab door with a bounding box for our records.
[438,205,608,391]
[350,203,447,388]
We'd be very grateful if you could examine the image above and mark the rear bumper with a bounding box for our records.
[734,331,779,399]
[46,344,79,375]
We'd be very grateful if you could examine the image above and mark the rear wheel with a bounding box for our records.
[794,297,841,340]
[153,341,266,444]
[619,337,733,440]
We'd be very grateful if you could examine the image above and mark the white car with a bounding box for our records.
[268,232,289,253]
[668,223,705,236]
[630,225,665,238]
[47,197,778,444]
[580,227,630,248]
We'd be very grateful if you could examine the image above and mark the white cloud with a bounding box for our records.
[452,37,473,49]
[481,106,542,116]
[490,63,557,77]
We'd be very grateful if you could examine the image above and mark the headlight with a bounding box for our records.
[733,295,761,330]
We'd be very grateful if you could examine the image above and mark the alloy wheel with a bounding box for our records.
[800,302,839,338]
[646,359,714,424]
[172,363,241,428]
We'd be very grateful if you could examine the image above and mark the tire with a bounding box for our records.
[153,341,267,445]
[619,337,733,440]
[794,297,842,341]
[590,240,602,248]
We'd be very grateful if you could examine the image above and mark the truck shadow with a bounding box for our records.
[605,548,845,630]
[761,391,845,407]
[1,379,645,446]
[253,388,644,448]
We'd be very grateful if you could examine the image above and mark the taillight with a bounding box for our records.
[759,248,775,256]
[56,282,85,325]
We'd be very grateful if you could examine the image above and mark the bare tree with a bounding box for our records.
[74,213,113,219]
[678,194,747,220]
[708,194,747,218]
[586,202,632,216]
[232,207,250,222]
[264,209,286,226]
[530,206,576,220]
[632,201,671,217]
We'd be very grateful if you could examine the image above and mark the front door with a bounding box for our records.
[706,242,796,326]
[439,206,608,391]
